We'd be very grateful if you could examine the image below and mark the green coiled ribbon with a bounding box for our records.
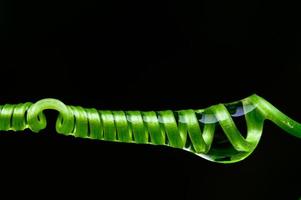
[0,94,300,163]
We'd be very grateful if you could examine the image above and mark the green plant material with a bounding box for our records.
[0,94,300,163]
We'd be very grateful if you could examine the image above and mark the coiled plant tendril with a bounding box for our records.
[0,94,300,163]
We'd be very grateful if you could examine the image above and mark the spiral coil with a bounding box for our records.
[0,94,300,163]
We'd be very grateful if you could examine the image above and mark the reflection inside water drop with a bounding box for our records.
[198,101,256,124]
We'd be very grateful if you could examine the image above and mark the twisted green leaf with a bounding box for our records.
[0,94,300,163]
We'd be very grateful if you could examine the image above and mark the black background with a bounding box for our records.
[0,0,301,199]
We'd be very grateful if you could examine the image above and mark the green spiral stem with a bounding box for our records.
[0,94,300,163]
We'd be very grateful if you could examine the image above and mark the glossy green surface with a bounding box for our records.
[0,94,300,163]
